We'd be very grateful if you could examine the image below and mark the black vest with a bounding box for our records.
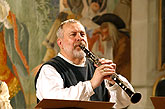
[35,56,109,103]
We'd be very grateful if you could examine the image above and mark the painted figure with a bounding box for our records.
[0,81,12,109]
[91,13,131,81]
[0,0,33,108]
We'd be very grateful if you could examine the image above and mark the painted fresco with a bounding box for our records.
[0,0,59,108]
[0,0,131,108]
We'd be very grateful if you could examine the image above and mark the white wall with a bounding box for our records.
[129,0,165,108]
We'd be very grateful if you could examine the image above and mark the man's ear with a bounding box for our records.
[57,38,63,49]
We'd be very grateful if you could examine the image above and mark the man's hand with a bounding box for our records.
[90,58,116,89]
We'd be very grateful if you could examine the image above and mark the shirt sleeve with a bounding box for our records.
[36,65,95,101]
[105,75,134,108]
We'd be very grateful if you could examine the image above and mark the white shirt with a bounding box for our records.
[36,53,133,108]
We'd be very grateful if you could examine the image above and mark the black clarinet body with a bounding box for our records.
[79,44,142,104]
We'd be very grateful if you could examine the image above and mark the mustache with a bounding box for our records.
[74,41,86,48]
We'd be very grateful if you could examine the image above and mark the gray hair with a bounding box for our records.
[107,22,119,47]
[56,19,83,38]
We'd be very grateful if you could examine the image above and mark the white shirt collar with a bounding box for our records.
[57,53,86,67]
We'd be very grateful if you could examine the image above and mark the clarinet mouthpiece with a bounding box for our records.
[79,44,85,49]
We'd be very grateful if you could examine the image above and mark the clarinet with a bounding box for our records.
[79,44,142,104]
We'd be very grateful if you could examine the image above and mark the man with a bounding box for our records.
[35,19,134,108]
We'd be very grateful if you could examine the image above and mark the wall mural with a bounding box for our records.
[0,0,131,108]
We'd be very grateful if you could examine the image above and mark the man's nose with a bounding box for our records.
[76,33,82,41]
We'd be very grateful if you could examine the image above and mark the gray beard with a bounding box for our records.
[63,47,86,59]
[73,49,86,59]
